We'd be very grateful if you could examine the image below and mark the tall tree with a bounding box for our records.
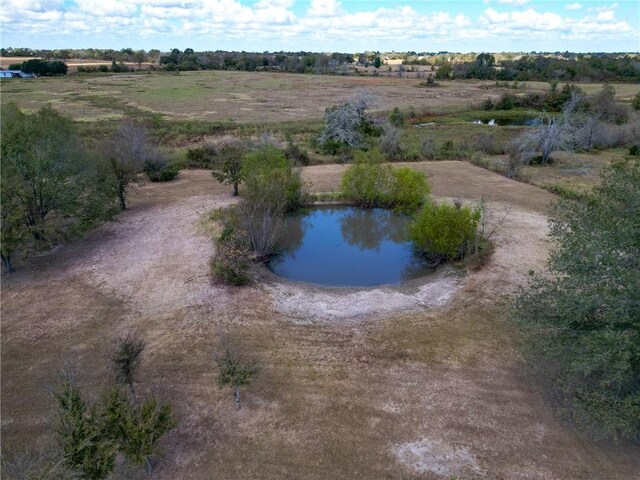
[513,161,640,441]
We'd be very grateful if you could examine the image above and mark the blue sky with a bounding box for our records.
[1,0,638,52]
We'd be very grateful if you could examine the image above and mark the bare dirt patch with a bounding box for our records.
[2,165,639,479]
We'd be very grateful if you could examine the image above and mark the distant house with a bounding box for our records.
[0,70,35,78]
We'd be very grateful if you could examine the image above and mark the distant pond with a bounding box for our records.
[470,117,540,126]
[267,206,435,287]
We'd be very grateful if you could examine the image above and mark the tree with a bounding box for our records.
[435,62,452,80]
[54,374,117,480]
[112,332,145,403]
[516,92,581,165]
[374,57,381,69]
[318,89,377,151]
[238,146,303,257]
[512,161,640,441]
[106,122,158,210]
[1,104,116,270]
[215,340,259,410]
[211,144,245,196]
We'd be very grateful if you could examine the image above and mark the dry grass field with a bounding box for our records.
[3,163,639,479]
[2,70,638,125]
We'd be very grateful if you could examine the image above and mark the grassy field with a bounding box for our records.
[3,164,640,479]
[2,71,640,478]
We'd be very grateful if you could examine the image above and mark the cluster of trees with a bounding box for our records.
[1,47,158,64]
[159,48,355,74]
[7,58,67,75]
[437,53,640,82]
[1,105,178,272]
[54,333,175,478]
[513,161,640,441]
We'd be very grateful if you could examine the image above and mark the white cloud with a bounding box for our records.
[308,0,342,17]
[0,0,636,51]
[497,0,529,5]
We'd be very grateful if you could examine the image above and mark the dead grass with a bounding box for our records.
[2,166,639,479]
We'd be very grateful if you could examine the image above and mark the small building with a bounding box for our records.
[0,70,35,78]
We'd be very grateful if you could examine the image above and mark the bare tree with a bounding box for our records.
[319,89,377,150]
[516,92,582,165]
[112,332,145,404]
[106,122,157,209]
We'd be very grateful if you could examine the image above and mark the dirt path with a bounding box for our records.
[2,164,638,479]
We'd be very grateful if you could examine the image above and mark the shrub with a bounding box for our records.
[495,93,515,110]
[409,201,481,264]
[284,141,311,166]
[388,168,430,213]
[185,145,217,168]
[144,158,179,182]
[341,157,394,208]
[380,126,404,161]
[341,156,429,212]
[633,92,640,111]
[241,146,303,213]
[211,225,251,285]
[388,107,405,126]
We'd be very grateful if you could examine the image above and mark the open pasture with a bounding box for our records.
[2,162,639,479]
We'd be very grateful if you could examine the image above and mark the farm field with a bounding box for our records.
[2,162,640,479]
[5,70,639,124]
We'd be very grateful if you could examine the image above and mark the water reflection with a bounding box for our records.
[339,208,407,251]
[268,206,435,287]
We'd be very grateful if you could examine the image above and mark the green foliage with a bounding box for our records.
[144,158,179,182]
[409,201,481,263]
[212,223,251,285]
[1,104,117,270]
[20,58,68,75]
[388,107,405,127]
[512,161,640,441]
[241,146,304,213]
[215,344,260,409]
[632,92,640,111]
[97,389,175,474]
[211,144,245,196]
[54,376,117,480]
[216,347,260,389]
[54,339,176,478]
[389,168,431,213]
[435,62,452,80]
[341,155,429,212]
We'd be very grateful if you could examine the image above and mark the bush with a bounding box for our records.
[633,92,640,111]
[409,201,481,264]
[284,141,311,166]
[241,146,303,213]
[388,107,405,126]
[144,157,179,182]
[185,145,217,168]
[341,155,429,212]
[388,167,430,213]
[211,224,251,285]
[380,126,404,161]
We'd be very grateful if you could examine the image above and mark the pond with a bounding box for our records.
[267,206,435,287]
[470,117,540,126]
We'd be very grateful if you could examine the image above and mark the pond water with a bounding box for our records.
[267,206,435,287]
[470,117,540,126]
